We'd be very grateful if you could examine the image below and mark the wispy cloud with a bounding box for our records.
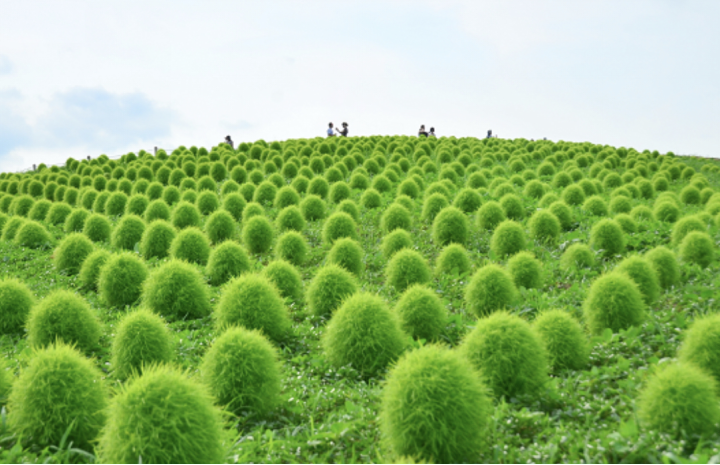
[0,55,12,75]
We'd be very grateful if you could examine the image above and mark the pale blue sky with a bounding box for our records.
[0,0,718,171]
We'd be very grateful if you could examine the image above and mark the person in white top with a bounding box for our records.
[327,123,335,137]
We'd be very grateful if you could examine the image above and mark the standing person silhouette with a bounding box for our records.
[428,127,436,137]
[327,123,335,137]
[224,135,234,149]
[486,130,492,139]
[336,122,349,137]
[418,125,428,137]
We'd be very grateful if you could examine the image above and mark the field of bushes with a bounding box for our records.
[1,135,720,463]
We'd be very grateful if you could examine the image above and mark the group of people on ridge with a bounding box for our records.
[327,122,349,137]
[417,125,436,137]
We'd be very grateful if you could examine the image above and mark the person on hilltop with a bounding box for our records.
[418,125,428,137]
[428,127,436,137]
[336,122,349,137]
[224,135,234,149]
[486,130,492,139]
[327,123,335,137]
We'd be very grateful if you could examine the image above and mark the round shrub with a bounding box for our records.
[64,208,89,233]
[0,278,34,335]
[329,182,351,204]
[196,191,220,215]
[1,217,25,242]
[638,362,720,438]
[169,227,211,265]
[307,264,358,318]
[142,260,211,320]
[300,194,326,221]
[96,365,224,464]
[323,292,406,377]
[27,290,101,352]
[465,264,517,317]
[336,199,359,221]
[528,210,561,244]
[8,344,106,450]
[205,210,235,244]
[490,220,526,257]
[215,274,290,342]
[140,219,175,259]
[45,202,72,225]
[242,215,274,254]
[583,271,645,334]
[679,231,714,268]
[453,188,482,213]
[679,313,720,387]
[263,260,303,302]
[28,199,51,221]
[616,256,660,305]
[98,252,148,308]
[500,193,524,220]
[560,243,595,270]
[14,221,50,249]
[476,201,506,230]
[242,201,264,221]
[381,203,412,233]
[549,201,573,230]
[432,206,469,246]
[206,241,251,286]
[562,184,585,206]
[381,229,412,260]
[380,344,491,464]
[360,188,382,209]
[253,181,277,205]
[385,249,431,292]
[507,251,543,289]
[111,214,145,250]
[394,284,447,341]
[276,205,305,232]
[460,311,548,398]
[435,243,471,276]
[645,246,679,289]
[590,218,625,257]
[583,195,608,216]
[126,194,149,216]
[112,308,173,380]
[78,249,110,290]
[421,193,449,222]
[308,177,330,198]
[671,215,706,246]
[654,201,680,223]
[614,213,637,233]
[171,201,201,229]
[11,195,34,217]
[533,309,588,371]
[327,237,363,277]
[275,230,308,266]
[54,232,94,275]
[222,193,246,221]
[322,211,359,245]
[201,326,281,415]
[680,185,701,205]
[105,191,128,216]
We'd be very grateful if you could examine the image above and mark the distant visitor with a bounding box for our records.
[428,127,436,137]
[224,135,234,149]
[336,122,349,137]
[487,130,492,139]
[418,125,428,137]
[327,123,335,137]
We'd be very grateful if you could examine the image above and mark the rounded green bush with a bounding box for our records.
[300,194,326,221]
[453,188,482,213]
[322,211,358,244]
[242,201,265,222]
[562,184,585,206]
[276,205,306,232]
[307,264,358,318]
[360,188,382,209]
[308,177,330,198]
[381,229,412,260]
[616,256,660,305]
[590,218,626,257]
[435,243,471,276]
[679,231,714,268]
[262,260,304,302]
[476,200,506,230]
[8,344,106,450]
[329,182,351,204]
[64,208,89,233]
[583,271,645,334]
[550,200,574,230]
[490,220,526,258]
[28,199,51,221]
[680,185,701,205]
[336,199,359,221]
[614,213,637,233]
[654,201,680,223]
[432,206,469,246]
[242,215,274,254]
[465,264,518,317]
[205,210,235,245]
[500,193,524,220]
[14,221,51,249]
[171,201,201,229]
[583,195,608,216]
[196,191,220,215]
[83,213,112,242]
[1,216,26,242]
[678,313,720,387]
[528,210,561,244]
[385,249,431,292]
[507,251,543,289]
[323,292,406,377]
[98,252,148,308]
[126,194,149,216]
[421,193,449,222]
[207,241,252,286]
[215,273,290,342]
[560,243,595,270]
[11,195,34,217]
[140,219,176,259]
[394,284,447,341]
[201,326,281,415]
[327,237,363,277]
[54,232,94,275]
[380,344,491,464]
[105,191,128,216]
[96,365,224,464]
[460,311,548,398]
[0,278,34,335]
[78,249,110,290]
[274,186,300,209]
[638,362,720,438]
[533,309,588,371]
[45,202,72,225]
[27,290,101,352]
[609,195,632,215]
[111,214,145,250]
[671,215,706,246]
[253,181,277,205]
[142,259,211,320]
[170,227,211,266]
[381,203,412,233]
[111,308,173,380]
[222,193,246,222]
[275,230,308,266]
[645,246,679,289]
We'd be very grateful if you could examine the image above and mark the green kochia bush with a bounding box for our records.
[276,205,306,232]
[560,243,595,270]
[385,249,431,292]
[490,220,526,257]
[616,256,660,305]
[435,243,471,276]
[583,271,645,334]
[533,310,589,371]
[142,260,211,320]
[1,217,25,242]
[381,203,412,233]
[215,274,290,342]
[507,251,543,289]
[322,211,359,244]
[275,230,308,266]
[300,194,326,221]
[679,231,714,268]
[645,246,679,289]
[381,229,412,260]
[201,326,282,415]
[54,232,94,275]
[8,344,107,450]
[671,215,706,246]
[0,278,34,335]
[205,210,235,244]
[78,249,110,290]
[83,213,112,242]
[96,365,224,464]
[207,241,252,286]
[394,284,447,341]
[460,311,548,398]
[262,260,304,302]
[380,345,491,463]
[14,221,51,249]
[171,201,202,229]
[323,292,406,377]
[476,201,506,230]
[590,218,626,257]
[679,313,720,387]
[243,215,274,254]
[307,264,358,318]
[170,227,211,265]
[637,363,720,438]
[45,202,72,225]
[453,188,482,213]
[111,308,173,380]
[528,210,560,244]
[432,206,469,245]
[583,195,608,216]
[327,237,363,277]
[98,252,149,308]
[26,290,101,353]
[422,193,449,222]
[64,208,89,233]
[111,214,146,250]
[140,220,176,259]
[465,264,518,317]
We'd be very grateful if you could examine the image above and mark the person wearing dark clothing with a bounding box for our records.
[327,123,335,137]
[336,122,349,137]
[487,130,492,139]
[224,135,234,149]
[428,127,436,137]
[418,125,428,137]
